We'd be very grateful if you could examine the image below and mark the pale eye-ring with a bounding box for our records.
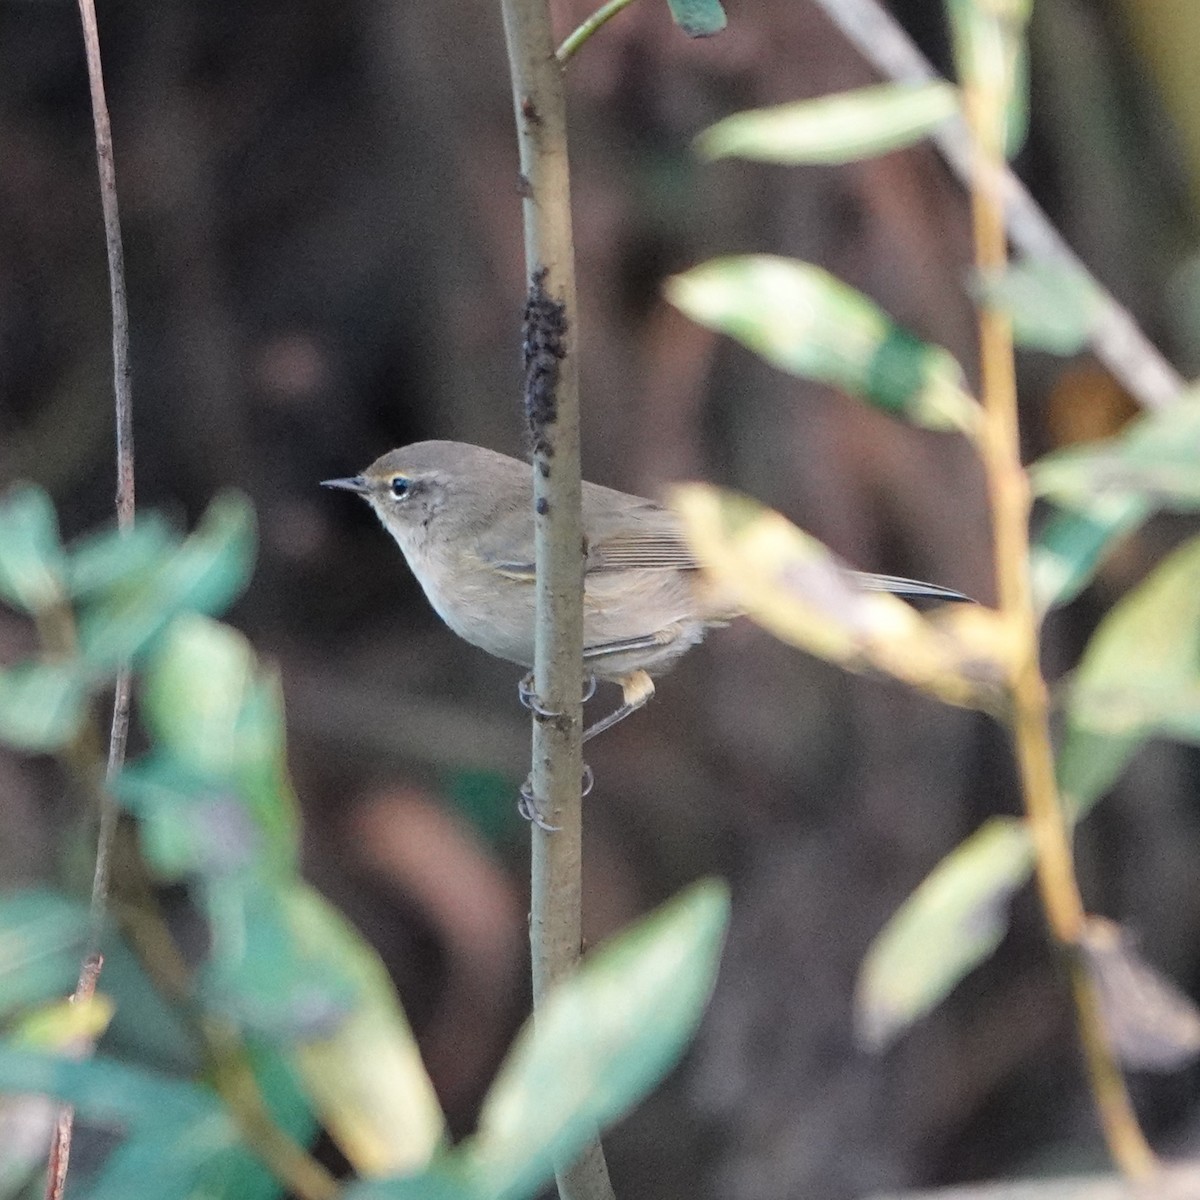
[391,476,410,499]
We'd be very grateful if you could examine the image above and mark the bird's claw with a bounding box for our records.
[518,776,561,831]
[519,671,598,717]
[518,672,560,720]
[517,763,594,829]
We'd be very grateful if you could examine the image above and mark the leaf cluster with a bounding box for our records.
[0,489,729,1200]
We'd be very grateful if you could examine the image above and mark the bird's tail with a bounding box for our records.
[851,572,974,604]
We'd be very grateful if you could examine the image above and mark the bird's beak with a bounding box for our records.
[321,475,370,494]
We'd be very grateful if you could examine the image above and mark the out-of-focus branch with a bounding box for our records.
[961,25,1156,1184]
[47,2,136,1194]
[813,0,1186,412]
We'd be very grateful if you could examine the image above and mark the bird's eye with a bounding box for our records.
[390,476,410,499]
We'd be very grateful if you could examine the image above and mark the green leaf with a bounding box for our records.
[200,880,356,1039]
[0,889,89,1019]
[665,0,725,38]
[288,886,445,1176]
[0,484,66,614]
[346,1169,479,1200]
[11,995,114,1049]
[856,817,1034,1049]
[696,83,958,165]
[1029,495,1150,613]
[463,880,729,1200]
[0,1043,221,1128]
[665,256,979,435]
[139,613,299,873]
[66,514,178,600]
[1057,727,1141,824]
[946,0,1032,156]
[975,259,1102,354]
[1031,390,1200,512]
[77,491,256,673]
[116,756,265,879]
[670,484,1004,711]
[0,660,88,751]
[143,613,255,775]
[1065,535,1200,749]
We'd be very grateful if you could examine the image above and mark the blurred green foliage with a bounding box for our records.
[666,38,1200,1061]
[0,486,729,1198]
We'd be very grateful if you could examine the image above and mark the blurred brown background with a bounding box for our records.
[3,0,1200,1196]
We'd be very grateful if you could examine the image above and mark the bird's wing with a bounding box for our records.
[477,482,699,577]
[582,485,699,573]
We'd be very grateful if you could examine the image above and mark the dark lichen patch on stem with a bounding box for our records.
[522,266,568,455]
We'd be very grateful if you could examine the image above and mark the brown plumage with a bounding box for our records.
[323,441,966,739]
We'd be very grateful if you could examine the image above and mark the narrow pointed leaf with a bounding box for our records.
[976,259,1102,354]
[0,889,89,1017]
[665,0,725,37]
[856,817,1034,1049]
[1030,495,1150,613]
[697,83,958,165]
[289,886,445,1176]
[463,881,729,1200]
[0,485,66,614]
[1065,535,1200,748]
[0,660,88,751]
[1031,390,1200,512]
[946,0,1032,157]
[670,484,1005,710]
[77,491,256,672]
[139,613,299,871]
[666,256,979,435]
[66,514,177,600]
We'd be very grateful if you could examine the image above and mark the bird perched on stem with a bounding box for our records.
[323,441,967,740]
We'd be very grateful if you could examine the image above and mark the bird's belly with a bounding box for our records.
[416,563,719,680]
[420,573,539,668]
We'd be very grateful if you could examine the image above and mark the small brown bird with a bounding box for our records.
[323,441,966,739]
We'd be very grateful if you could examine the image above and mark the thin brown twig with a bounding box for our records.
[46,2,134,1194]
[811,0,1185,412]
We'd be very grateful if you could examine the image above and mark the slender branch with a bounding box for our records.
[962,52,1156,1182]
[499,2,616,1199]
[73,0,135,951]
[557,0,640,64]
[812,0,1185,412]
[47,2,135,1194]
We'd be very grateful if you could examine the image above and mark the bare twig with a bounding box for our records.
[812,0,1186,412]
[500,1,616,1198]
[961,32,1156,1182]
[46,2,135,1194]
[557,0,640,63]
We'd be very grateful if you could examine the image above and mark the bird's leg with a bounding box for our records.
[583,669,655,742]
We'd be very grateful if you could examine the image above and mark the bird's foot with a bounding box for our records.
[519,671,598,717]
[517,672,559,719]
[517,763,594,830]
